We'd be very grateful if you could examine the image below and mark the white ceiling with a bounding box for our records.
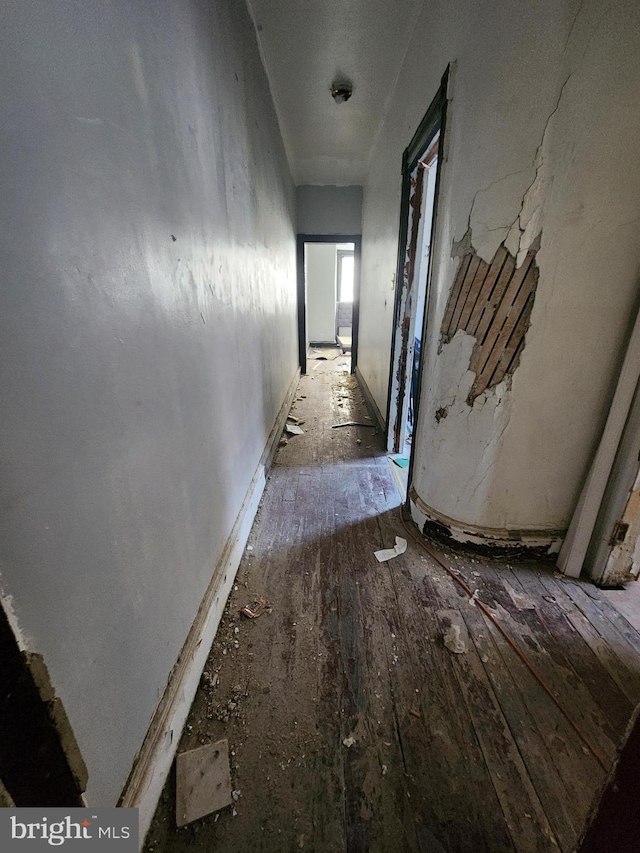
[246,0,422,186]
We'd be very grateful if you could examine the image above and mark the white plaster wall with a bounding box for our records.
[359,0,640,533]
[0,0,296,804]
[306,244,338,342]
[296,185,363,235]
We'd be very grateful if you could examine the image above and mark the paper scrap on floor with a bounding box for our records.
[389,455,409,469]
[374,536,407,562]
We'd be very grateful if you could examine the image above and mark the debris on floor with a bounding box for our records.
[374,536,408,563]
[443,624,466,654]
[332,421,373,429]
[342,734,356,748]
[175,739,232,827]
[390,455,410,469]
[241,597,267,619]
[308,348,340,361]
[285,423,304,435]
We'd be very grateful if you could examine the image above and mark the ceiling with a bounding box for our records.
[246,0,422,186]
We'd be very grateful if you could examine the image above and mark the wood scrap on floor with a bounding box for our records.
[175,739,232,827]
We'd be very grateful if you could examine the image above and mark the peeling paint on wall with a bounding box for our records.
[440,240,539,403]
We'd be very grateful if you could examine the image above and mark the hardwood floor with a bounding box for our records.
[145,358,640,853]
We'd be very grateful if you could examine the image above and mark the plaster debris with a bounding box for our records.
[342,735,356,748]
[443,625,466,654]
[285,423,304,435]
[374,536,408,563]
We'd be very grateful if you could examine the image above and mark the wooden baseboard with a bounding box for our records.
[354,366,386,434]
[119,368,300,849]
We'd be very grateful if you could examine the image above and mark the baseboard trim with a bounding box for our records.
[119,367,300,848]
[409,486,565,553]
[354,366,386,434]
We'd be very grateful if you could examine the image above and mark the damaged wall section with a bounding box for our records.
[440,242,539,402]
[359,0,640,540]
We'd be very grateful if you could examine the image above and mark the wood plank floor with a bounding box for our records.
[145,359,640,853]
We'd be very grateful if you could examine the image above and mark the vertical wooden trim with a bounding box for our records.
[405,73,451,499]
[351,236,362,373]
[558,299,640,578]
[296,236,306,375]
[386,65,450,456]
[392,165,426,452]
[385,159,412,448]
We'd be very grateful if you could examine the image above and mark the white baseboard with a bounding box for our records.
[119,368,300,849]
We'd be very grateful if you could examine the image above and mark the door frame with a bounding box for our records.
[558,297,640,578]
[385,68,450,467]
[296,234,362,375]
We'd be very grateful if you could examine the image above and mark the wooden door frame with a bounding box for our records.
[385,68,450,467]
[559,297,640,578]
[296,234,362,375]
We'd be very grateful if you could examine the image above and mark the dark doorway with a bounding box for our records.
[0,603,85,806]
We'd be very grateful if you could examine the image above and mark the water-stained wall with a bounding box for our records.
[0,0,296,803]
[359,0,640,543]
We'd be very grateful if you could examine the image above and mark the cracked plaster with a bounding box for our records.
[359,0,640,539]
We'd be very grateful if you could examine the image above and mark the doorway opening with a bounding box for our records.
[296,234,361,375]
[386,69,449,495]
[0,602,86,806]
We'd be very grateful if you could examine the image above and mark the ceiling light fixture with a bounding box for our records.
[331,81,353,104]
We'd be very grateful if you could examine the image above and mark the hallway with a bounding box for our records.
[145,361,640,853]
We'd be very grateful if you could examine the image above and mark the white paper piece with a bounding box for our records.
[285,423,304,435]
[374,536,407,563]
